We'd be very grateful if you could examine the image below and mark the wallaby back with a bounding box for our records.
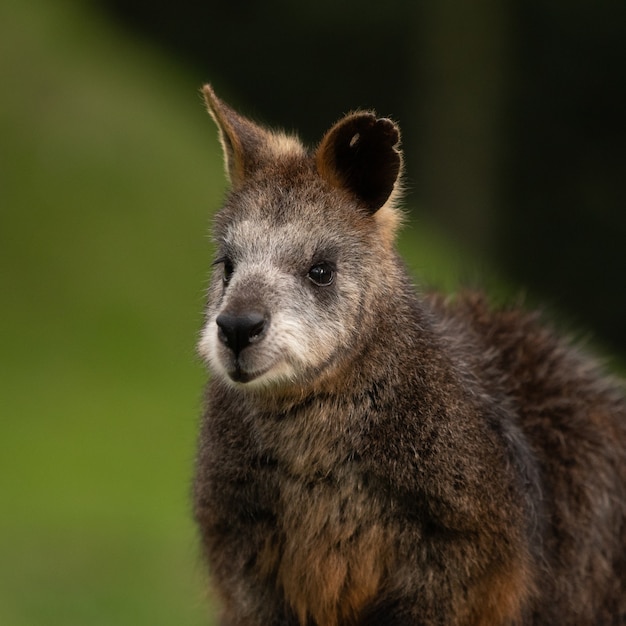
[194,85,626,626]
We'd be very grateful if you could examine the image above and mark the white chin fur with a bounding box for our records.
[197,320,220,370]
[197,317,303,388]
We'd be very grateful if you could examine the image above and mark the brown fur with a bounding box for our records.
[193,85,626,626]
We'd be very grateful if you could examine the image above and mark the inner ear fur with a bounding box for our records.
[316,112,402,213]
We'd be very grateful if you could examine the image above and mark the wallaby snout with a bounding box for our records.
[216,310,268,356]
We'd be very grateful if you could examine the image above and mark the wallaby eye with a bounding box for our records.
[214,256,234,284]
[308,262,335,286]
[223,259,234,284]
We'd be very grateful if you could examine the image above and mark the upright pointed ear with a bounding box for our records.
[202,84,269,189]
[315,112,402,213]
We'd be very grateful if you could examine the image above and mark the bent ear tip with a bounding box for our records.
[316,111,403,213]
[375,117,401,148]
[354,116,401,155]
[342,113,401,146]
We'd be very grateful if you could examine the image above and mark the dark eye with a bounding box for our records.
[222,259,234,284]
[214,256,234,284]
[307,262,335,286]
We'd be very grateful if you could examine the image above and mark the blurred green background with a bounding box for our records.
[1,1,623,625]
[1,1,217,624]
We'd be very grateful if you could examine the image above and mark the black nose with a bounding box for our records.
[216,311,267,356]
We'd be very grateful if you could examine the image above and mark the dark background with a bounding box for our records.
[102,0,626,353]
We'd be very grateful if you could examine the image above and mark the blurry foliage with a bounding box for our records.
[1,1,217,624]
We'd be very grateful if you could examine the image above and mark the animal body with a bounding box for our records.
[193,84,626,626]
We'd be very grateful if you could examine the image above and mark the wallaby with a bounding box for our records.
[193,84,626,626]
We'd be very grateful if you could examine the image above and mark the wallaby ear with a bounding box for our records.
[202,84,269,189]
[315,112,402,213]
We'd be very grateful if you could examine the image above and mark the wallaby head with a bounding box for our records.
[198,84,404,392]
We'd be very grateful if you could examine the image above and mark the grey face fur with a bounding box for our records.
[198,181,389,389]
[197,86,403,392]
